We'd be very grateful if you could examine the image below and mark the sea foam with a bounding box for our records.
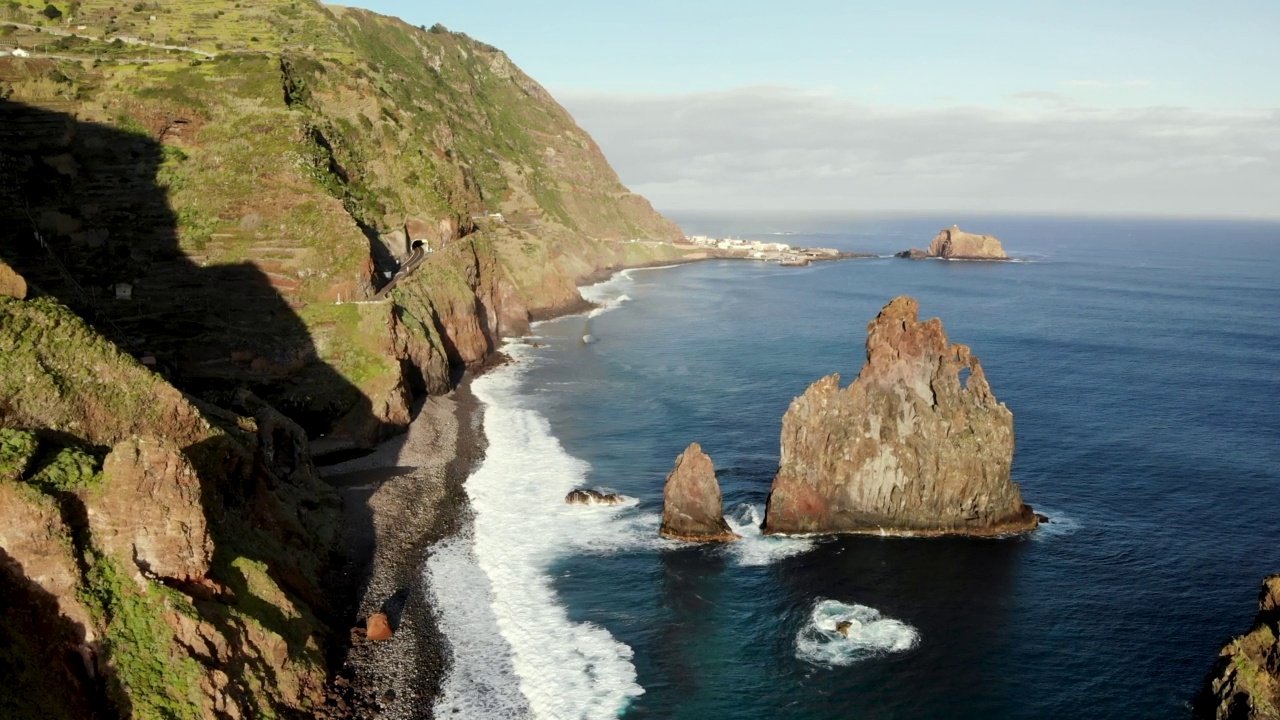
[579,271,634,319]
[429,343,647,719]
[1030,507,1082,542]
[795,599,920,667]
[725,503,817,567]
[426,535,532,718]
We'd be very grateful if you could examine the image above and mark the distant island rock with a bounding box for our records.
[660,443,739,542]
[763,296,1037,536]
[897,226,1008,260]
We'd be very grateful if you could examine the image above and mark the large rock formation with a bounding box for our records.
[660,443,738,542]
[1195,576,1280,719]
[926,226,1008,259]
[764,296,1037,536]
[90,437,213,584]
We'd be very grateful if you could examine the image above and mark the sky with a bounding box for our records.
[350,1,1279,217]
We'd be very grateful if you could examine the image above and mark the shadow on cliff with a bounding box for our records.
[0,98,387,712]
[0,548,102,719]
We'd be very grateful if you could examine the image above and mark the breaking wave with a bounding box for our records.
[429,344,645,719]
[724,503,817,567]
[795,599,920,667]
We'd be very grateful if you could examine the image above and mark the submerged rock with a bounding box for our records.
[764,296,1037,536]
[565,488,625,505]
[660,443,739,543]
[1195,576,1280,719]
[925,226,1007,259]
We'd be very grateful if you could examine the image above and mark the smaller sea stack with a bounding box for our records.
[660,443,738,542]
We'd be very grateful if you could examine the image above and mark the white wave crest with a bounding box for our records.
[1031,508,1082,542]
[425,536,533,718]
[795,599,920,667]
[430,354,646,719]
[587,293,632,318]
[725,503,817,567]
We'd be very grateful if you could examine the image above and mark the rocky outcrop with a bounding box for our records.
[925,226,1007,259]
[0,259,25,299]
[90,437,212,584]
[1195,576,1280,719]
[764,296,1037,536]
[0,295,337,719]
[895,248,929,260]
[660,443,738,542]
[566,489,625,505]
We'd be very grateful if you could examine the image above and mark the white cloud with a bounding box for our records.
[557,86,1280,216]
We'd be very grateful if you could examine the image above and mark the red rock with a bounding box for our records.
[91,436,213,583]
[365,613,393,642]
[764,297,1037,536]
[659,443,739,543]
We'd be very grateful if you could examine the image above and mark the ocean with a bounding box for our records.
[427,214,1280,719]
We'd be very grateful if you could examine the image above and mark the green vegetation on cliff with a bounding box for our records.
[0,1,696,716]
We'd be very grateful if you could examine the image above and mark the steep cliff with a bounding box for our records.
[0,2,694,715]
[0,0,692,448]
[1196,576,1280,720]
[925,226,1007,259]
[764,297,1037,536]
[0,294,339,718]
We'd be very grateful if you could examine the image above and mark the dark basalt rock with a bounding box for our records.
[764,296,1037,536]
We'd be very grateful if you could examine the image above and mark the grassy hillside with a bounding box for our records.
[0,3,697,715]
[0,0,690,447]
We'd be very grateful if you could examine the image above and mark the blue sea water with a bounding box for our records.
[430,214,1280,719]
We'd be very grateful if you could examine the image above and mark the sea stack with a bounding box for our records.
[925,226,1007,259]
[763,296,1037,536]
[660,443,739,542]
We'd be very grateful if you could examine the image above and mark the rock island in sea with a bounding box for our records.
[764,296,1038,536]
[898,225,1008,260]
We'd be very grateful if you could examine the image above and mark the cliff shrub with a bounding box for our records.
[0,428,37,482]
[28,444,103,492]
[80,552,205,720]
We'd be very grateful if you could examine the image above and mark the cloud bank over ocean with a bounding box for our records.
[560,86,1279,217]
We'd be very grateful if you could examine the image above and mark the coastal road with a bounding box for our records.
[373,244,426,300]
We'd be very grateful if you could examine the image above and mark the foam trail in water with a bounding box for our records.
[795,599,920,667]
[430,343,646,719]
[426,535,532,718]
[725,503,816,567]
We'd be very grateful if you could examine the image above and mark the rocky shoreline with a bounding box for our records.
[316,260,699,719]
[317,385,483,719]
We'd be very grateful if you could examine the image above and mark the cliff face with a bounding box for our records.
[764,297,1037,536]
[0,0,690,448]
[0,295,338,718]
[926,226,1007,259]
[0,2,690,716]
[1196,576,1280,720]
